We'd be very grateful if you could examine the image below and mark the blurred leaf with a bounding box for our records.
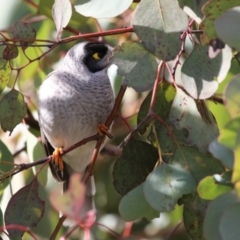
[137,81,176,134]
[50,173,88,222]
[197,176,232,200]
[183,194,208,240]
[119,184,159,221]
[73,0,133,18]
[178,0,207,20]
[203,192,239,240]
[113,138,158,195]
[0,208,3,229]
[224,73,240,119]
[132,0,188,61]
[26,131,48,186]
[12,22,36,50]
[143,163,196,211]
[169,88,218,152]
[52,0,72,38]
[38,0,90,30]
[112,41,158,92]
[215,7,240,51]
[209,139,234,169]
[179,44,232,99]
[0,59,11,93]
[218,116,240,149]
[219,202,240,240]
[200,0,239,44]
[0,141,13,197]
[2,45,19,60]
[4,179,45,239]
[0,89,27,134]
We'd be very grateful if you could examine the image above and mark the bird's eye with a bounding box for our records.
[92,52,104,60]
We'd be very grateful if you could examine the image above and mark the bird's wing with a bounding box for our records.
[39,116,69,182]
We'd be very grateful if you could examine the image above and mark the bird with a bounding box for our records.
[38,41,115,223]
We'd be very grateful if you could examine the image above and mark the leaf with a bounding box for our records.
[119,184,159,221]
[183,194,208,240]
[224,73,240,119]
[215,7,240,51]
[203,192,239,240]
[143,163,196,212]
[38,0,90,30]
[4,179,45,239]
[112,41,158,92]
[169,87,219,151]
[2,45,19,60]
[0,59,11,94]
[178,0,207,21]
[179,44,232,99]
[197,176,232,200]
[26,131,48,186]
[209,139,234,169]
[73,0,133,18]
[12,22,36,50]
[173,146,224,184]
[52,0,72,38]
[112,138,158,195]
[0,89,27,134]
[50,173,87,222]
[132,0,188,61]
[137,81,176,134]
[200,0,239,45]
[219,203,240,240]
[0,141,13,196]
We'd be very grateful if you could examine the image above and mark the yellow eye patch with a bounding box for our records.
[93,52,101,60]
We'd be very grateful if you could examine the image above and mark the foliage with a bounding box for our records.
[0,0,239,239]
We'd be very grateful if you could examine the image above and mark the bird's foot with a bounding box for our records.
[51,147,64,171]
[97,124,113,139]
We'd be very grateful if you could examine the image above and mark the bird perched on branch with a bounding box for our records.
[38,41,114,222]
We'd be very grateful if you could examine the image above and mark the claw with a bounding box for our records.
[51,147,64,171]
[97,124,113,139]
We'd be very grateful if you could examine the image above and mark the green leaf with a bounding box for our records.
[132,0,188,61]
[183,194,208,240]
[215,7,240,51]
[219,203,240,240]
[2,45,19,60]
[169,88,219,152]
[178,0,207,20]
[26,131,48,186]
[200,0,239,44]
[73,0,133,18]
[197,176,232,200]
[224,73,240,119]
[0,89,27,134]
[0,141,13,197]
[12,22,36,50]
[209,139,234,169]
[173,146,224,184]
[180,44,232,99]
[112,138,158,195]
[218,116,240,149]
[112,41,158,92]
[119,184,159,221]
[143,163,196,211]
[4,179,45,239]
[52,0,72,38]
[0,59,11,93]
[203,192,239,240]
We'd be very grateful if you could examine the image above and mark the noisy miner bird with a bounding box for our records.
[38,41,115,221]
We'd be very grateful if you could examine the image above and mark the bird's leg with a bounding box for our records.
[97,124,113,139]
[51,148,64,171]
